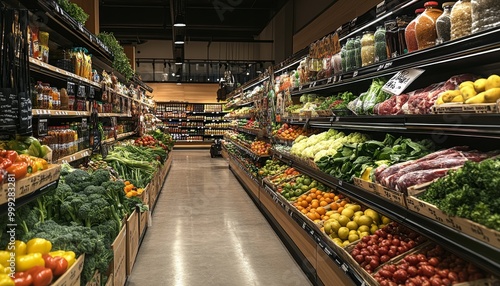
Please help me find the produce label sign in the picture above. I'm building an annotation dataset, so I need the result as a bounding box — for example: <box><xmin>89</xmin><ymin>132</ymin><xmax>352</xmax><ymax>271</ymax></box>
<box><xmin>382</xmin><ymin>68</ymin><xmax>425</xmax><ymax>95</ymax></box>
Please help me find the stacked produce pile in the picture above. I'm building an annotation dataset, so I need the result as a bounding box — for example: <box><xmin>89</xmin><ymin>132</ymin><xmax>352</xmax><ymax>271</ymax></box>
<box><xmin>250</xmin><ymin>141</ymin><xmax>271</xmax><ymax>156</ymax></box>
<box><xmin>277</xmin><ymin>174</ymin><xmax>323</xmax><ymax>201</ymax></box>
<box><xmin>0</xmin><ymin>164</ymin><xmax>147</xmax><ymax>285</ymax></box>
<box><xmin>348</xmin><ymin>78</ymin><xmax>392</xmax><ymax>115</ymax></box>
<box><xmin>273</xmin><ymin>123</ymin><xmax>309</xmax><ymax>141</ymax></box>
<box><xmin>349</xmin><ymin>222</ymin><xmax>427</xmax><ymax>273</ymax></box>
<box><xmin>0</xmin><ymin>137</ymin><xmax>52</xmax><ymax>181</ymax></box>
<box><xmin>374</xmin><ymin>147</ymin><xmax>495</xmax><ymax>192</ymax></box>
<box><xmin>420</xmin><ymin>158</ymin><xmax>500</xmax><ymax>231</ymax></box>
<box><xmin>373</xmin><ymin>244</ymin><xmax>491</xmax><ymax>285</ymax></box>
<box><xmin>436</xmin><ymin>74</ymin><xmax>500</xmax><ymax>105</ymax></box>
<box><xmin>257</xmin><ymin>160</ymin><xmax>288</xmax><ymax>179</ymax></box>
<box><xmin>316</xmin><ymin>91</ymin><xmax>355</xmax><ymax>115</ymax></box>
<box><xmin>313</xmin><ymin>133</ymin><xmax>433</xmax><ymax>182</ymax></box>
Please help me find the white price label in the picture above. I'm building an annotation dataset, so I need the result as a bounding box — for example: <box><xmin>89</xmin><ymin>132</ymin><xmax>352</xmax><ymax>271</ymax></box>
<box><xmin>382</xmin><ymin>68</ymin><xmax>424</xmax><ymax>95</ymax></box>
<box><xmin>353</xmin><ymin>70</ymin><xmax>359</xmax><ymax>77</ymax></box>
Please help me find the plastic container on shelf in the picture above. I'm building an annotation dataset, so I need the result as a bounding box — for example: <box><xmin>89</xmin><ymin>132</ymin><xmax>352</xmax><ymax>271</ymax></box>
<box><xmin>450</xmin><ymin>0</ymin><xmax>472</xmax><ymax>40</ymax></box>
<box><xmin>384</xmin><ymin>20</ymin><xmax>398</xmax><ymax>58</ymax></box>
<box><xmin>374</xmin><ymin>26</ymin><xmax>387</xmax><ymax>62</ymax></box>
<box><xmin>354</xmin><ymin>36</ymin><xmax>362</xmax><ymax>68</ymax></box>
<box><xmin>360</xmin><ymin>31</ymin><xmax>375</xmax><ymax>67</ymax></box>
<box><xmin>436</xmin><ymin>2</ymin><xmax>455</xmax><ymax>44</ymax></box>
<box><xmin>405</xmin><ymin>8</ymin><xmax>425</xmax><ymax>53</ymax></box>
<box><xmin>415</xmin><ymin>1</ymin><xmax>443</xmax><ymax>50</ymax></box>
<box><xmin>345</xmin><ymin>38</ymin><xmax>356</xmax><ymax>71</ymax></box>
<box><xmin>340</xmin><ymin>45</ymin><xmax>347</xmax><ymax>72</ymax></box>
<box><xmin>331</xmin><ymin>52</ymin><xmax>342</xmax><ymax>74</ymax></box>
<box><xmin>471</xmin><ymin>0</ymin><xmax>500</xmax><ymax>33</ymax></box>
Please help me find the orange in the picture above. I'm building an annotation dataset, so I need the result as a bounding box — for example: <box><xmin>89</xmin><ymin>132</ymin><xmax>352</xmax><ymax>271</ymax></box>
<box><xmin>337</xmin><ymin>207</ymin><xmax>344</xmax><ymax>213</ymax></box>
<box><xmin>306</xmin><ymin>196</ymin><xmax>313</xmax><ymax>203</ymax></box>
<box><xmin>323</xmin><ymin>215</ymin><xmax>330</xmax><ymax>220</ymax></box>
<box><xmin>310</xmin><ymin>193</ymin><xmax>317</xmax><ymax>199</ymax></box>
<box><xmin>316</xmin><ymin>207</ymin><xmax>326</xmax><ymax>216</ymax></box>
<box><xmin>301</xmin><ymin>200</ymin><xmax>308</xmax><ymax>208</ymax></box>
<box><xmin>316</xmin><ymin>190</ymin><xmax>322</xmax><ymax>195</ymax></box>
<box><xmin>320</xmin><ymin>201</ymin><xmax>328</xmax><ymax>207</ymax></box>
<box><xmin>325</xmin><ymin>198</ymin><xmax>332</xmax><ymax>204</ymax></box>
<box><xmin>307</xmin><ymin>213</ymin><xmax>316</xmax><ymax>220</ymax></box>
<box><xmin>311</xmin><ymin>201</ymin><xmax>319</xmax><ymax>209</ymax></box>
<box><xmin>330</xmin><ymin>203</ymin><xmax>339</xmax><ymax>210</ymax></box>
<box><xmin>301</xmin><ymin>209</ymin><xmax>308</xmax><ymax>214</ymax></box>
<box><xmin>329</xmin><ymin>193</ymin><xmax>336</xmax><ymax>199</ymax></box>
<box><xmin>310</xmin><ymin>188</ymin><xmax>317</xmax><ymax>192</ymax></box>
<box><xmin>314</xmin><ymin>212</ymin><xmax>321</xmax><ymax>220</ymax></box>
<box><xmin>340</xmin><ymin>200</ymin><xmax>348</xmax><ymax>207</ymax></box>
<box><xmin>317</xmin><ymin>195</ymin><xmax>323</xmax><ymax>200</ymax></box>
<box><xmin>334</xmin><ymin>195</ymin><xmax>340</xmax><ymax>201</ymax></box>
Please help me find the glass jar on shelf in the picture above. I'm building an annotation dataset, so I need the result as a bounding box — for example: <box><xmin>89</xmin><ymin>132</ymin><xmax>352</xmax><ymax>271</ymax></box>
<box><xmin>450</xmin><ymin>0</ymin><xmax>472</xmax><ymax>40</ymax></box>
<box><xmin>360</xmin><ymin>31</ymin><xmax>375</xmax><ymax>67</ymax></box>
<box><xmin>354</xmin><ymin>36</ymin><xmax>362</xmax><ymax>68</ymax></box>
<box><xmin>436</xmin><ymin>2</ymin><xmax>455</xmax><ymax>44</ymax></box>
<box><xmin>345</xmin><ymin>38</ymin><xmax>356</xmax><ymax>71</ymax></box>
<box><xmin>405</xmin><ymin>8</ymin><xmax>425</xmax><ymax>53</ymax></box>
<box><xmin>471</xmin><ymin>0</ymin><xmax>500</xmax><ymax>33</ymax></box>
<box><xmin>374</xmin><ymin>26</ymin><xmax>387</xmax><ymax>62</ymax></box>
<box><xmin>384</xmin><ymin>20</ymin><xmax>398</xmax><ymax>58</ymax></box>
<box><xmin>415</xmin><ymin>1</ymin><xmax>443</xmax><ymax>50</ymax></box>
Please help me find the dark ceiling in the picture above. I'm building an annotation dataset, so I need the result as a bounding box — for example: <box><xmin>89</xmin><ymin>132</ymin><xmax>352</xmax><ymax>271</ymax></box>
<box><xmin>99</xmin><ymin>0</ymin><xmax>289</xmax><ymax>44</ymax></box>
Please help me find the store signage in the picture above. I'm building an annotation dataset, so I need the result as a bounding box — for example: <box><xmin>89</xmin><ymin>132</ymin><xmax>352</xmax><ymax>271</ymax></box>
<box><xmin>382</xmin><ymin>68</ymin><xmax>425</xmax><ymax>95</ymax></box>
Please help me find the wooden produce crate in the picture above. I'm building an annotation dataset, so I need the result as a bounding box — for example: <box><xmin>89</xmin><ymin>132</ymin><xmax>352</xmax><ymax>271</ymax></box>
<box><xmin>139</xmin><ymin>206</ymin><xmax>149</xmax><ymax>239</ymax></box>
<box><xmin>126</xmin><ymin>210</ymin><xmax>140</xmax><ymax>275</ymax></box>
<box><xmin>353</xmin><ymin>178</ymin><xmax>407</xmax><ymax>208</ymax></box>
<box><xmin>431</xmin><ymin>102</ymin><xmax>499</xmax><ymax>114</ymax></box>
<box><xmin>0</xmin><ymin>164</ymin><xmax>61</xmax><ymax>205</ymax></box>
<box><xmin>52</xmin><ymin>254</ymin><xmax>85</xmax><ymax>286</ymax></box>
<box><xmin>406</xmin><ymin>196</ymin><xmax>500</xmax><ymax>249</ymax></box>
<box><xmin>112</xmin><ymin>225</ymin><xmax>127</xmax><ymax>286</ymax></box>
<box><xmin>84</xmin><ymin>270</ymin><xmax>100</xmax><ymax>286</ymax></box>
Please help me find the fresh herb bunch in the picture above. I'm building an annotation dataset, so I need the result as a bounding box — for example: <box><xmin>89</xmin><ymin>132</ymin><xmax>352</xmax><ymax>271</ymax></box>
<box><xmin>97</xmin><ymin>32</ymin><xmax>134</xmax><ymax>80</ymax></box>
<box><xmin>57</xmin><ymin>0</ymin><xmax>89</xmax><ymax>25</ymax></box>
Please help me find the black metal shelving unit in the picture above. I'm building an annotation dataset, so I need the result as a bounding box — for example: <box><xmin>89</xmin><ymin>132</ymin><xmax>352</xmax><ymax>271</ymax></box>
<box><xmin>271</xmin><ymin>149</ymin><xmax>500</xmax><ymax>276</ymax></box>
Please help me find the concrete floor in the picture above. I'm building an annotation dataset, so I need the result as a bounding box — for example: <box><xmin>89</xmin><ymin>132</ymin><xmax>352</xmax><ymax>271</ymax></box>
<box><xmin>127</xmin><ymin>150</ymin><xmax>312</xmax><ymax>286</ymax></box>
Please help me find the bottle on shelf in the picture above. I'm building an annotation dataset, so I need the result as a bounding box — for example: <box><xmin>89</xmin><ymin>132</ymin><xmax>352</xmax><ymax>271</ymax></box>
<box><xmin>415</xmin><ymin>1</ymin><xmax>443</xmax><ymax>50</ymax></box>
<box><xmin>374</xmin><ymin>25</ymin><xmax>388</xmax><ymax>62</ymax></box>
<box><xmin>405</xmin><ymin>8</ymin><xmax>425</xmax><ymax>53</ymax></box>
<box><xmin>450</xmin><ymin>0</ymin><xmax>472</xmax><ymax>40</ymax></box>
<box><xmin>361</xmin><ymin>31</ymin><xmax>375</xmax><ymax>67</ymax></box>
<box><xmin>436</xmin><ymin>2</ymin><xmax>455</xmax><ymax>44</ymax></box>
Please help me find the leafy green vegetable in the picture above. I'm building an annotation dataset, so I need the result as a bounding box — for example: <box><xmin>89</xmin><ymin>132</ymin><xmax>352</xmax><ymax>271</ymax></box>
<box><xmin>421</xmin><ymin>158</ymin><xmax>500</xmax><ymax>231</ymax></box>
<box><xmin>97</xmin><ymin>32</ymin><xmax>134</xmax><ymax>80</ymax></box>
<box><xmin>56</xmin><ymin>0</ymin><xmax>89</xmax><ymax>25</ymax></box>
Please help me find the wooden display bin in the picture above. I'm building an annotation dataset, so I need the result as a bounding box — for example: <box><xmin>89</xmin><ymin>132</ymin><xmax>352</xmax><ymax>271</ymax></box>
<box><xmin>51</xmin><ymin>254</ymin><xmax>85</xmax><ymax>286</ymax></box>
<box><xmin>126</xmin><ymin>210</ymin><xmax>140</xmax><ymax>275</ymax></box>
<box><xmin>84</xmin><ymin>270</ymin><xmax>100</xmax><ymax>286</ymax></box>
<box><xmin>112</xmin><ymin>225</ymin><xmax>127</xmax><ymax>286</ymax></box>
<box><xmin>139</xmin><ymin>207</ymin><xmax>149</xmax><ymax>239</ymax></box>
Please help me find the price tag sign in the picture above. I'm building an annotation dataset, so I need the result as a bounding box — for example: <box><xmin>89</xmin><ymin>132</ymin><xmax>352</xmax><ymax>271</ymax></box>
<box><xmin>37</xmin><ymin>119</ymin><xmax>48</xmax><ymax>136</ymax></box>
<box><xmin>353</xmin><ymin>70</ymin><xmax>359</xmax><ymax>77</ymax></box>
<box><xmin>382</xmin><ymin>68</ymin><xmax>425</xmax><ymax>95</ymax></box>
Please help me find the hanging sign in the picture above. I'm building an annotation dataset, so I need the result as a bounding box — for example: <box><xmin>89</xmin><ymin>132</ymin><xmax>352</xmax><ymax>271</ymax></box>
<box><xmin>382</xmin><ymin>68</ymin><xmax>425</xmax><ymax>95</ymax></box>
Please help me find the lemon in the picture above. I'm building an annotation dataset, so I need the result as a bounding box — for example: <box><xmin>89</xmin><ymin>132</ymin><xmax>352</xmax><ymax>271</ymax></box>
<box><xmin>347</xmin><ymin>204</ymin><xmax>361</xmax><ymax>211</ymax></box>
<box><xmin>358</xmin><ymin>225</ymin><xmax>370</xmax><ymax>233</ymax></box>
<box><xmin>330</xmin><ymin>213</ymin><xmax>341</xmax><ymax>220</ymax></box>
<box><xmin>358</xmin><ymin>215</ymin><xmax>374</xmax><ymax>226</ymax></box>
<box><xmin>346</xmin><ymin>221</ymin><xmax>358</xmax><ymax>231</ymax></box>
<box><xmin>329</xmin><ymin>232</ymin><xmax>339</xmax><ymax>239</ymax></box>
<box><xmin>338</xmin><ymin>227</ymin><xmax>350</xmax><ymax>240</ymax></box>
<box><xmin>332</xmin><ymin>238</ymin><xmax>343</xmax><ymax>246</ymax></box>
<box><xmin>325</xmin><ymin>211</ymin><xmax>335</xmax><ymax>217</ymax></box>
<box><xmin>341</xmin><ymin>208</ymin><xmax>354</xmax><ymax>219</ymax></box>
<box><xmin>354</xmin><ymin>211</ymin><xmax>364</xmax><ymax>216</ymax></box>
<box><xmin>364</xmin><ymin>209</ymin><xmax>381</xmax><ymax>224</ymax></box>
<box><xmin>337</xmin><ymin>215</ymin><xmax>350</xmax><ymax>226</ymax></box>
<box><xmin>342</xmin><ymin>240</ymin><xmax>351</xmax><ymax>247</ymax></box>
<box><xmin>359</xmin><ymin>231</ymin><xmax>370</xmax><ymax>238</ymax></box>
<box><xmin>370</xmin><ymin>224</ymin><xmax>379</xmax><ymax>235</ymax></box>
<box><xmin>329</xmin><ymin>220</ymin><xmax>341</xmax><ymax>234</ymax></box>
<box><xmin>349</xmin><ymin>230</ymin><xmax>358</xmax><ymax>235</ymax></box>
<box><xmin>348</xmin><ymin>234</ymin><xmax>360</xmax><ymax>243</ymax></box>
<box><xmin>381</xmin><ymin>215</ymin><xmax>391</xmax><ymax>225</ymax></box>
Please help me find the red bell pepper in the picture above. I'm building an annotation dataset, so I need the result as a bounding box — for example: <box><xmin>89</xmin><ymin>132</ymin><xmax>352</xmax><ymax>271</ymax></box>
<box><xmin>6</xmin><ymin>162</ymin><xmax>28</xmax><ymax>180</ymax></box>
<box><xmin>27</xmin><ymin>265</ymin><xmax>53</xmax><ymax>286</ymax></box>
<box><xmin>4</xmin><ymin>151</ymin><xmax>18</xmax><ymax>163</ymax></box>
<box><xmin>0</xmin><ymin>158</ymin><xmax>12</xmax><ymax>170</ymax></box>
<box><xmin>42</xmin><ymin>254</ymin><xmax>68</xmax><ymax>277</ymax></box>
<box><xmin>13</xmin><ymin>271</ymin><xmax>33</xmax><ymax>286</ymax></box>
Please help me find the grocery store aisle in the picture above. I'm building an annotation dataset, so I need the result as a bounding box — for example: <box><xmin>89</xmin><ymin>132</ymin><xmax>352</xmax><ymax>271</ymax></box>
<box><xmin>127</xmin><ymin>150</ymin><xmax>312</xmax><ymax>286</ymax></box>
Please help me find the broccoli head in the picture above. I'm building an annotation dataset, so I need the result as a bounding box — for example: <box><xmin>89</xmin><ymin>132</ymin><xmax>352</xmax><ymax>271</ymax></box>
<box><xmin>90</xmin><ymin>168</ymin><xmax>111</xmax><ymax>187</ymax></box>
<box><xmin>64</xmin><ymin>169</ymin><xmax>92</xmax><ymax>192</ymax></box>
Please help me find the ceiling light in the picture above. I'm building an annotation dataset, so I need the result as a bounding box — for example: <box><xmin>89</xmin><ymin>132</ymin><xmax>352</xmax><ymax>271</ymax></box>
<box><xmin>246</xmin><ymin>71</ymin><xmax>250</xmax><ymax>76</ymax></box>
<box><xmin>175</xmin><ymin>57</ymin><xmax>183</xmax><ymax>65</ymax></box>
<box><xmin>174</xmin><ymin>35</ymin><xmax>184</xmax><ymax>45</ymax></box>
<box><xmin>171</xmin><ymin>72</ymin><xmax>175</xmax><ymax>76</ymax></box>
<box><xmin>174</xmin><ymin>14</ymin><xmax>186</xmax><ymax>27</ymax></box>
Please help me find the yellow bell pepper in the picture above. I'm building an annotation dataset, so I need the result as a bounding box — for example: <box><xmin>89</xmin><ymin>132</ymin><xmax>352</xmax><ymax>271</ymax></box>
<box><xmin>0</xmin><ymin>264</ymin><xmax>11</xmax><ymax>275</ymax></box>
<box><xmin>49</xmin><ymin>250</ymin><xmax>76</xmax><ymax>268</ymax></box>
<box><xmin>26</xmin><ymin>238</ymin><xmax>52</xmax><ymax>254</ymax></box>
<box><xmin>15</xmin><ymin>253</ymin><xmax>45</xmax><ymax>272</ymax></box>
<box><xmin>0</xmin><ymin>251</ymin><xmax>10</xmax><ymax>268</ymax></box>
<box><xmin>5</xmin><ymin>240</ymin><xmax>27</xmax><ymax>256</ymax></box>
<box><xmin>0</xmin><ymin>274</ymin><xmax>14</xmax><ymax>286</ymax></box>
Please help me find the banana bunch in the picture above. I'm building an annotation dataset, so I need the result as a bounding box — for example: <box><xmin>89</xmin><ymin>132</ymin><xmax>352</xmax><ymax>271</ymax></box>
<box><xmin>437</xmin><ymin>74</ymin><xmax>500</xmax><ymax>105</ymax></box>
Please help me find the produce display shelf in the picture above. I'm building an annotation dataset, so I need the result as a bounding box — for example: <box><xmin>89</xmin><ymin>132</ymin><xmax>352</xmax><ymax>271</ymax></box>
<box><xmin>29</xmin><ymin>57</ymin><xmax>102</xmax><ymax>89</ymax></box>
<box><xmin>102</xmin><ymin>132</ymin><xmax>136</xmax><ymax>143</ymax></box>
<box><xmin>237</xmin><ymin>127</ymin><xmax>267</xmax><ymax>137</ymax></box>
<box><xmin>19</xmin><ymin>0</ymin><xmax>113</xmax><ymax>66</ymax></box>
<box><xmin>203</xmin><ymin>134</ymin><xmax>224</xmax><ymax>137</ymax></box>
<box><xmin>225</xmin><ymin>138</ymin><xmax>270</xmax><ymax>160</ymax></box>
<box><xmin>271</xmin><ymin>149</ymin><xmax>500</xmax><ymax>276</ymax></box>
<box><xmin>283</xmin><ymin>114</ymin><xmax>500</xmax><ymax>140</ymax></box>
<box><xmin>0</xmin><ymin>164</ymin><xmax>61</xmax><ymax>215</ymax></box>
<box><xmin>260</xmin><ymin>184</ymin><xmax>366</xmax><ymax>286</ymax></box>
<box><xmin>291</xmin><ymin>26</ymin><xmax>500</xmax><ymax>97</ymax></box>
<box><xmin>226</xmin><ymin>76</ymin><xmax>270</xmax><ymax>101</ymax></box>
<box><xmin>185</xmin><ymin>111</ymin><xmax>227</xmax><ymax>115</ymax></box>
<box><xmin>225</xmin><ymin>114</ymin><xmax>255</xmax><ymax>119</ymax></box>
<box><xmin>98</xmin><ymin>113</ymin><xmax>133</xmax><ymax>118</ymax></box>
<box><xmin>32</xmin><ymin>109</ymin><xmax>90</xmax><ymax>117</ymax></box>
<box><xmin>56</xmin><ymin>148</ymin><xmax>91</xmax><ymax>164</ymax></box>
